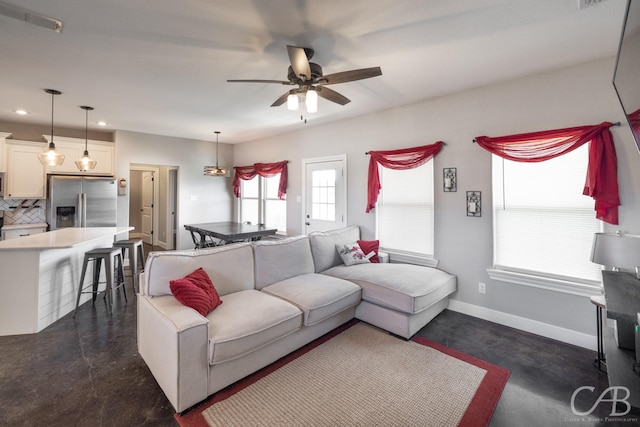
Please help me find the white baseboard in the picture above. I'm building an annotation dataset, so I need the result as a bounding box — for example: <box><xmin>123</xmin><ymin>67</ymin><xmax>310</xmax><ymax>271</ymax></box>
<box><xmin>447</xmin><ymin>299</ymin><xmax>597</xmax><ymax>351</ymax></box>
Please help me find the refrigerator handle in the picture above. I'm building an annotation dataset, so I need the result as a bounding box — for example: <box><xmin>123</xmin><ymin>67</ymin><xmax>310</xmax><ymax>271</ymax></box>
<box><xmin>77</xmin><ymin>193</ymin><xmax>82</xmax><ymax>227</ymax></box>
<box><xmin>81</xmin><ymin>193</ymin><xmax>87</xmax><ymax>228</ymax></box>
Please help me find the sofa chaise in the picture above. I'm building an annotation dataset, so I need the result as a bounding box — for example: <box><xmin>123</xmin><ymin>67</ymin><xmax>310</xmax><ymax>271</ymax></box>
<box><xmin>137</xmin><ymin>226</ymin><xmax>456</xmax><ymax>412</ymax></box>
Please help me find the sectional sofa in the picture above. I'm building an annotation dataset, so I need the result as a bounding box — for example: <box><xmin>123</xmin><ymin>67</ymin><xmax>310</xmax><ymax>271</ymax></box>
<box><xmin>137</xmin><ymin>226</ymin><xmax>456</xmax><ymax>413</ymax></box>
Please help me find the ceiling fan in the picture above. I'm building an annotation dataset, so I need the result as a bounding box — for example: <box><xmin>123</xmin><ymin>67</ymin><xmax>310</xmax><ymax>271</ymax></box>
<box><xmin>227</xmin><ymin>45</ymin><xmax>382</xmax><ymax>116</ymax></box>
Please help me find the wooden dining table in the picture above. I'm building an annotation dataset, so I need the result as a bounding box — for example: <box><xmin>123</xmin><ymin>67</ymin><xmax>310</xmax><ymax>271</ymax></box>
<box><xmin>184</xmin><ymin>221</ymin><xmax>278</xmax><ymax>247</ymax></box>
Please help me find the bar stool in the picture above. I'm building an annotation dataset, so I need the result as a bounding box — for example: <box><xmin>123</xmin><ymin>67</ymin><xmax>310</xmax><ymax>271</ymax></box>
<box><xmin>113</xmin><ymin>239</ymin><xmax>145</xmax><ymax>293</ymax></box>
<box><xmin>590</xmin><ymin>294</ymin><xmax>607</xmax><ymax>373</ymax></box>
<box><xmin>73</xmin><ymin>247</ymin><xmax>126</xmax><ymax>317</ymax></box>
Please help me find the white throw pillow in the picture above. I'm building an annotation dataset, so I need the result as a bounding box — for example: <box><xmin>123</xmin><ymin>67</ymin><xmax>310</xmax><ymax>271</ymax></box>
<box><xmin>336</xmin><ymin>242</ymin><xmax>371</xmax><ymax>266</ymax></box>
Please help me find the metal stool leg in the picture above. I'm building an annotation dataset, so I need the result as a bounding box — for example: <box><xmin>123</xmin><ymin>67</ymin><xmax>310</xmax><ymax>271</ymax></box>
<box><xmin>104</xmin><ymin>255</ymin><xmax>113</xmax><ymax>314</ymax></box>
<box><xmin>74</xmin><ymin>256</ymin><xmax>91</xmax><ymax>318</ymax></box>
<box><xmin>116</xmin><ymin>252</ymin><xmax>127</xmax><ymax>302</ymax></box>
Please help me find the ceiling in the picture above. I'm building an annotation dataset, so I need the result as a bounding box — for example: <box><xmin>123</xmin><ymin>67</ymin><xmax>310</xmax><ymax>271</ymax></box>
<box><xmin>0</xmin><ymin>0</ymin><xmax>628</xmax><ymax>144</ymax></box>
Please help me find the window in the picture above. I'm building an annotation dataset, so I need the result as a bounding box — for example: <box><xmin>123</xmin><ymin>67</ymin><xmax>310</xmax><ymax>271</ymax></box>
<box><xmin>239</xmin><ymin>174</ymin><xmax>286</xmax><ymax>232</ymax></box>
<box><xmin>492</xmin><ymin>144</ymin><xmax>602</xmax><ymax>285</ymax></box>
<box><xmin>376</xmin><ymin>161</ymin><xmax>434</xmax><ymax>262</ymax></box>
<box><xmin>311</xmin><ymin>169</ymin><xmax>336</xmax><ymax>221</ymax></box>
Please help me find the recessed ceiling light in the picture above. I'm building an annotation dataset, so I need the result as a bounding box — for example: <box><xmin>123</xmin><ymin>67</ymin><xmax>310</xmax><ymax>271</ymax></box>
<box><xmin>13</xmin><ymin>109</ymin><xmax>29</xmax><ymax>115</ymax></box>
<box><xmin>96</xmin><ymin>121</ymin><xmax>108</xmax><ymax>126</ymax></box>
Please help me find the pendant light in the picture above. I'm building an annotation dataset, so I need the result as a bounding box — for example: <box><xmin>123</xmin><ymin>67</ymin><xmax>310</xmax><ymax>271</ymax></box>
<box><xmin>38</xmin><ymin>89</ymin><xmax>65</xmax><ymax>166</ymax></box>
<box><xmin>75</xmin><ymin>106</ymin><xmax>97</xmax><ymax>171</ymax></box>
<box><xmin>204</xmin><ymin>131</ymin><xmax>229</xmax><ymax>177</ymax></box>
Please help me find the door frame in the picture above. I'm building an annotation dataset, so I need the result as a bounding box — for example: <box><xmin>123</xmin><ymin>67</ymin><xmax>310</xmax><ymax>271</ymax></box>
<box><xmin>301</xmin><ymin>154</ymin><xmax>347</xmax><ymax>234</ymax></box>
<box><xmin>130</xmin><ymin>164</ymin><xmax>160</xmax><ymax>247</ymax></box>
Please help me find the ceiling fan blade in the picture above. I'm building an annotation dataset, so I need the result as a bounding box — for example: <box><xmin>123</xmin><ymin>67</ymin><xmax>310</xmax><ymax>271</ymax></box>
<box><xmin>287</xmin><ymin>45</ymin><xmax>312</xmax><ymax>81</ymax></box>
<box><xmin>227</xmin><ymin>79</ymin><xmax>292</xmax><ymax>85</ymax></box>
<box><xmin>271</xmin><ymin>91</ymin><xmax>290</xmax><ymax>107</ymax></box>
<box><xmin>318</xmin><ymin>67</ymin><xmax>382</xmax><ymax>85</ymax></box>
<box><xmin>315</xmin><ymin>86</ymin><xmax>351</xmax><ymax>105</ymax></box>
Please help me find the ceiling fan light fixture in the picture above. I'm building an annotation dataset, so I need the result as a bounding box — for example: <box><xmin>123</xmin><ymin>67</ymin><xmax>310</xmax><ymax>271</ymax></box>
<box><xmin>204</xmin><ymin>131</ymin><xmax>229</xmax><ymax>177</ymax></box>
<box><xmin>38</xmin><ymin>89</ymin><xmax>65</xmax><ymax>166</ymax></box>
<box><xmin>306</xmin><ymin>89</ymin><xmax>318</xmax><ymax>113</ymax></box>
<box><xmin>287</xmin><ymin>92</ymin><xmax>299</xmax><ymax>110</ymax></box>
<box><xmin>75</xmin><ymin>106</ymin><xmax>97</xmax><ymax>172</ymax></box>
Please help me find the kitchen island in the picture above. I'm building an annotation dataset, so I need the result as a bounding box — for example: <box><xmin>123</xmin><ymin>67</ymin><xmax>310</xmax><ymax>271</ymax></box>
<box><xmin>0</xmin><ymin>227</ymin><xmax>133</xmax><ymax>336</ymax></box>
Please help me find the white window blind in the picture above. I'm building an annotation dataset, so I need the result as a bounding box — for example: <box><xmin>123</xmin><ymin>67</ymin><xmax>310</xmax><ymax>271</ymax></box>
<box><xmin>264</xmin><ymin>174</ymin><xmax>286</xmax><ymax>232</ymax></box>
<box><xmin>376</xmin><ymin>161</ymin><xmax>434</xmax><ymax>257</ymax></box>
<box><xmin>239</xmin><ymin>174</ymin><xmax>286</xmax><ymax>233</ymax></box>
<box><xmin>240</xmin><ymin>178</ymin><xmax>259</xmax><ymax>226</ymax></box>
<box><xmin>492</xmin><ymin>144</ymin><xmax>602</xmax><ymax>282</ymax></box>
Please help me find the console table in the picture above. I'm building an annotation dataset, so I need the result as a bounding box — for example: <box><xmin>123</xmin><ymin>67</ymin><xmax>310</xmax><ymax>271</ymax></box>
<box><xmin>602</xmin><ymin>270</ymin><xmax>640</xmax><ymax>408</ymax></box>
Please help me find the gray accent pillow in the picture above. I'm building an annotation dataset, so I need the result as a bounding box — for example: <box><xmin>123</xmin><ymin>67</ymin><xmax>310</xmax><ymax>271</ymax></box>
<box><xmin>336</xmin><ymin>242</ymin><xmax>370</xmax><ymax>266</ymax></box>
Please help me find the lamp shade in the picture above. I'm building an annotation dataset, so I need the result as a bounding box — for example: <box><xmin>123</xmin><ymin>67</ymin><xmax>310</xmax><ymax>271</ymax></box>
<box><xmin>287</xmin><ymin>93</ymin><xmax>299</xmax><ymax>110</ymax></box>
<box><xmin>306</xmin><ymin>89</ymin><xmax>318</xmax><ymax>113</ymax></box>
<box><xmin>590</xmin><ymin>232</ymin><xmax>640</xmax><ymax>269</ymax></box>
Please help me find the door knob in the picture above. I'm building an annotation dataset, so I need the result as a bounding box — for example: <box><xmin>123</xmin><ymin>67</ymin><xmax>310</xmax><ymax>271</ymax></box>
<box><xmin>305</xmin><ymin>222</ymin><xmax>310</xmax><ymax>226</ymax></box>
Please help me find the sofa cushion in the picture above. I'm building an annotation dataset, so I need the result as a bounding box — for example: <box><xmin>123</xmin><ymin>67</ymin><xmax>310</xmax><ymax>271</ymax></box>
<box><xmin>207</xmin><ymin>290</ymin><xmax>302</xmax><ymax>365</ymax></box>
<box><xmin>308</xmin><ymin>226</ymin><xmax>361</xmax><ymax>273</ymax></box>
<box><xmin>261</xmin><ymin>273</ymin><xmax>361</xmax><ymax>326</ymax></box>
<box><xmin>253</xmin><ymin>236</ymin><xmax>315</xmax><ymax>289</ymax></box>
<box><xmin>142</xmin><ymin>243</ymin><xmax>255</xmax><ymax>297</ymax></box>
<box><xmin>323</xmin><ymin>263</ymin><xmax>456</xmax><ymax>314</ymax></box>
<box><xmin>169</xmin><ymin>267</ymin><xmax>222</xmax><ymax>316</ymax></box>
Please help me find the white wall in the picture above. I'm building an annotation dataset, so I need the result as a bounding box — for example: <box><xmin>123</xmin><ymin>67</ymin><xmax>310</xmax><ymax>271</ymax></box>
<box><xmin>115</xmin><ymin>130</ymin><xmax>234</xmax><ymax>249</ymax></box>
<box><xmin>234</xmin><ymin>57</ymin><xmax>640</xmax><ymax>343</ymax></box>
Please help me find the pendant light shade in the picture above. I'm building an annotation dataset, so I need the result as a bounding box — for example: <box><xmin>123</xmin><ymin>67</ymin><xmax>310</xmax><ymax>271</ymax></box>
<box><xmin>204</xmin><ymin>131</ymin><xmax>229</xmax><ymax>177</ymax></box>
<box><xmin>287</xmin><ymin>91</ymin><xmax>299</xmax><ymax>110</ymax></box>
<box><xmin>305</xmin><ymin>89</ymin><xmax>318</xmax><ymax>113</ymax></box>
<box><xmin>75</xmin><ymin>106</ymin><xmax>97</xmax><ymax>171</ymax></box>
<box><xmin>38</xmin><ymin>89</ymin><xmax>65</xmax><ymax>166</ymax></box>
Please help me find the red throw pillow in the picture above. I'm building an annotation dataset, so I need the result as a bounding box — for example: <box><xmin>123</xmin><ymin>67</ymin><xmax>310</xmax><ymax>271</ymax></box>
<box><xmin>357</xmin><ymin>240</ymin><xmax>380</xmax><ymax>263</ymax></box>
<box><xmin>169</xmin><ymin>267</ymin><xmax>222</xmax><ymax>316</ymax></box>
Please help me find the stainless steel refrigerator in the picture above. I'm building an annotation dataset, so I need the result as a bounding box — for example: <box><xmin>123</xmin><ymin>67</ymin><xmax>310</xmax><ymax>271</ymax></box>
<box><xmin>47</xmin><ymin>175</ymin><xmax>117</xmax><ymax>230</ymax></box>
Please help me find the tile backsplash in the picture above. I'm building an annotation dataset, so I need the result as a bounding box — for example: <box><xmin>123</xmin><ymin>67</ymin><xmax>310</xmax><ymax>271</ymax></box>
<box><xmin>0</xmin><ymin>199</ymin><xmax>46</xmax><ymax>225</ymax></box>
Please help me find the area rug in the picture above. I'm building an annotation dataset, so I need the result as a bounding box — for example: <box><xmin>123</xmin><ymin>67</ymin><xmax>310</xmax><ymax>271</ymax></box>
<box><xmin>176</xmin><ymin>321</ymin><xmax>510</xmax><ymax>427</ymax></box>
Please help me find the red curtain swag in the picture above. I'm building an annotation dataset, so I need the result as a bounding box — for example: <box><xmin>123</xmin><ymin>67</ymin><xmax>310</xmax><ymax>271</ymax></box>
<box><xmin>366</xmin><ymin>141</ymin><xmax>444</xmax><ymax>213</ymax></box>
<box><xmin>233</xmin><ymin>161</ymin><xmax>288</xmax><ymax>200</ymax></box>
<box><xmin>475</xmin><ymin>122</ymin><xmax>619</xmax><ymax>224</ymax></box>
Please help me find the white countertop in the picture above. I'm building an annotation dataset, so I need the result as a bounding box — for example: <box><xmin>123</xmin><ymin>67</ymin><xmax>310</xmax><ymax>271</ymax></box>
<box><xmin>2</xmin><ymin>222</ymin><xmax>48</xmax><ymax>230</ymax></box>
<box><xmin>0</xmin><ymin>227</ymin><xmax>134</xmax><ymax>250</ymax></box>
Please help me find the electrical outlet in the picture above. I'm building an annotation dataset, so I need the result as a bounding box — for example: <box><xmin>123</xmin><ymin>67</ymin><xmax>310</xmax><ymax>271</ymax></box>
<box><xmin>478</xmin><ymin>282</ymin><xmax>486</xmax><ymax>294</ymax></box>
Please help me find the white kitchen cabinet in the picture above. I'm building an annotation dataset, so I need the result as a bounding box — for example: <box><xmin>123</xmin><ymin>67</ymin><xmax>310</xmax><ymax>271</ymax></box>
<box><xmin>2</xmin><ymin>223</ymin><xmax>48</xmax><ymax>240</ymax></box>
<box><xmin>0</xmin><ymin>132</ymin><xmax>11</xmax><ymax>172</ymax></box>
<box><xmin>86</xmin><ymin>140</ymin><xmax>115</xmax><ymax>175</ymax></box>
<box><xmin>44</xmin><ymin>138</ymin><xmax>83</xmax><ymax>174</ymax></box>
<box><xmin>45</xmin><ymin>136</ymin><xmax>114</xmax><ymax>176</ymax></box>
<box><xmin>5</xmin><ymin>140</ymin><xmax>46</xmax><ymax>199</ymax></box>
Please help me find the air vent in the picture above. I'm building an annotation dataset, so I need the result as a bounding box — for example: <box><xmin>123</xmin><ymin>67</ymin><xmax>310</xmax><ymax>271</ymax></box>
<box><xmin>579</xmin><ymin>0</ymin><xmax>607</xmax><ymax>9</ymax></box>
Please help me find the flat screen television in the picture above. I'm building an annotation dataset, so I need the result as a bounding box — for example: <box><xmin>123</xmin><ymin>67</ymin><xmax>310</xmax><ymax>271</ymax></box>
<box><xmin>613</xmin><ymin>0</ymin><xmax>640</xmax><ymax>155</ymax></box>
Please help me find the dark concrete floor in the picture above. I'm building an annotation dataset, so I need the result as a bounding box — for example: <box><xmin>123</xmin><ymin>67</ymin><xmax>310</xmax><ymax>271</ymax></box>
<box><xmin>418</xmin><ymin>311</ymin><xmax>640</xmax><ymax>426</ymax></box>
<box><xmin>1</xmin><ymin>287</ymin><xmax>639</xmax><ymax>426</ymax></box>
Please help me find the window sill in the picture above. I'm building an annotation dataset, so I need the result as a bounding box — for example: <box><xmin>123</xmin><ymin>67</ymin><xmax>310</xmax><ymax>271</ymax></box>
<box><xmin>487</xmin><ymin>268</ymin><xmax>602</xmax><ymax>297</ymax></box>
<box><xmin>381</xmin><ymin>249</ymin><xmax>438</xmax><ymax>268</ymax></box>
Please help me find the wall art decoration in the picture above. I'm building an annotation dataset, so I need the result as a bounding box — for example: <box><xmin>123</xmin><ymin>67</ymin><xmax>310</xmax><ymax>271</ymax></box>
<box><xmin>467</xmin><ymin>191</ymin><xmax>481</xmax><ymax>217</ymax></box>
<box><xmin>443</xmin><ymin>167</ymin><xmax>457</xmax><ymax>192</ymax></box>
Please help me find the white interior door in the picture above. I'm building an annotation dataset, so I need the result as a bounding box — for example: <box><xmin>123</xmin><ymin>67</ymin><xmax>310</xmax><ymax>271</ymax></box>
<box><xmin>304</xmin><ymin>156</ymin><xmax>346</xmax><ymax>234</ymax></box>
<box><xmin>141</xmin><ymin>171</ymin><xmax>154</xmax><ymax>244</ymax></box>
